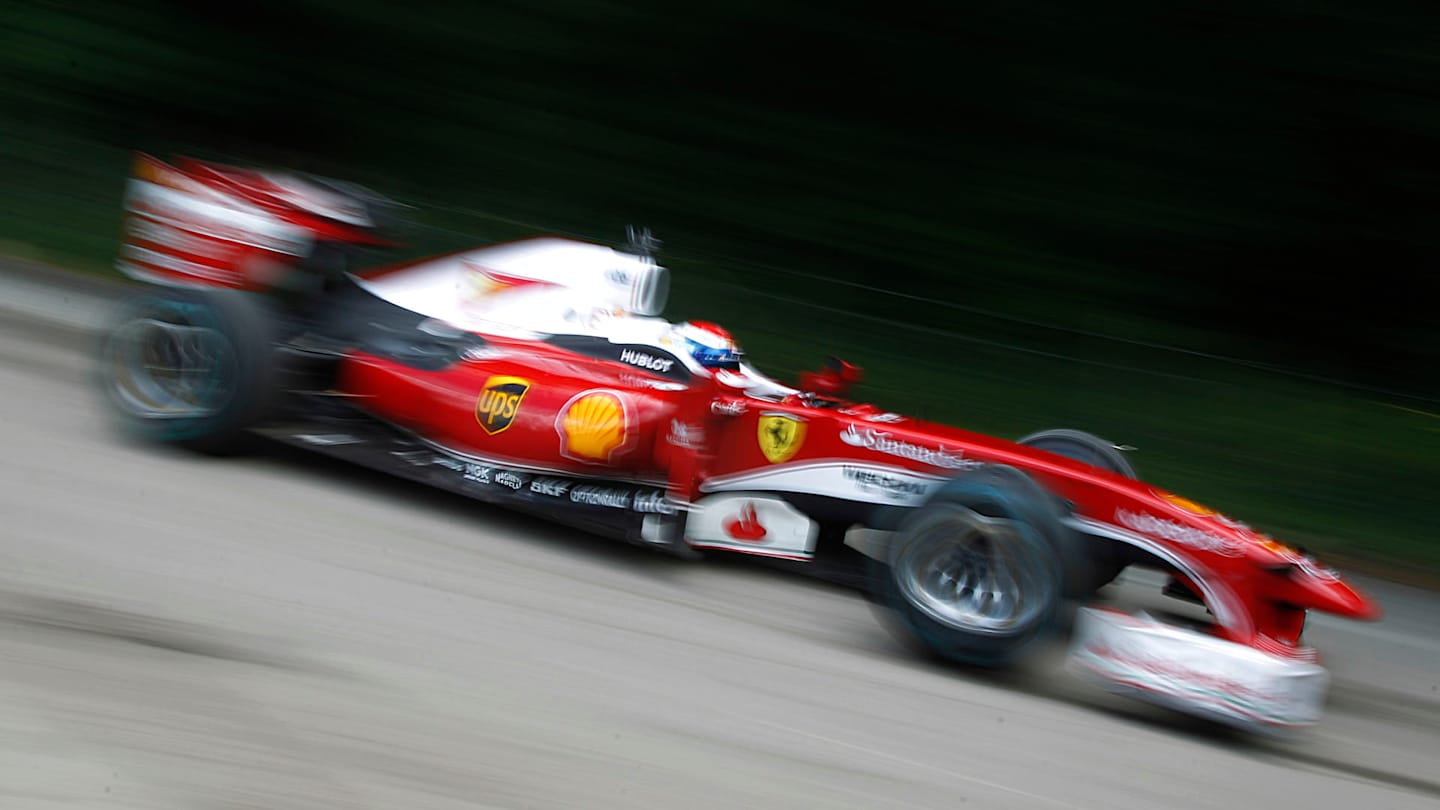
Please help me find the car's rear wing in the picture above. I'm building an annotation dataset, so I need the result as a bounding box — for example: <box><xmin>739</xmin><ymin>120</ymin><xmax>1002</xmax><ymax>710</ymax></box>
<box><xmin>118</xmin><ymin>153</ymin><xmax>401</xmax><ymax>292</ymax></box>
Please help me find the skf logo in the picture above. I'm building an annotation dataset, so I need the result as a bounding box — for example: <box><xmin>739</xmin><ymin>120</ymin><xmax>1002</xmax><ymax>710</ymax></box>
<box><xmin>557</xmin><ymin>389</ymin><xmax>632</xmax><ymax>463</ymax></box>
<box><xmin>475</xmin><ymin>376</ymin><xmax>530</xmax><ymax>435</ymax></box>
<box><xmin>757</xmin><ymin>413</ymin><xmax>806</xmax><ymax>464</ymax></box>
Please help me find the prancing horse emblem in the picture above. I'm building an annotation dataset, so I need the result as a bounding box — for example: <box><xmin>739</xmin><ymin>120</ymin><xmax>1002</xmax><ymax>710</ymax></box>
<box><xmin>757</xmin><ymin>413</ymin><xmax>806</xmax><ymax>464</ymax></box>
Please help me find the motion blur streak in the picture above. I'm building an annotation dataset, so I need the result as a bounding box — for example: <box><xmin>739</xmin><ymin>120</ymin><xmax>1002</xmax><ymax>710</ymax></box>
<box><xmin>4</xmin><ymin>3</ymin><xmax>1439</xmax><ymax>573</ymax></box>
<box><xmin>1</xmin><ymin>267</ymin><xmax>1438</xmax><ymax>807</ymax></box>
<box><xmin>2</xmin><ymin>0</ymin><xmax>1439</xmax><ymax>806</ymax></box>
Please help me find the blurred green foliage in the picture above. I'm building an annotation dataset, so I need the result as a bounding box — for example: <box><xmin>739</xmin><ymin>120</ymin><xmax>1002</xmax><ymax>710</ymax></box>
<box><xmin>2</xmin><ymin>0</ymin><xmax>1437</xmax><ymax>570</ymax></box>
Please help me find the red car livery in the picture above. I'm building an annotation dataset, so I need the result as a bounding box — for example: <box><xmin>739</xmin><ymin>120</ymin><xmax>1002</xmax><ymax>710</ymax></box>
<box><xmin>99</xmin><ymin>154</ymin><xmax>1380</xmax><ymax>732</ymax></box>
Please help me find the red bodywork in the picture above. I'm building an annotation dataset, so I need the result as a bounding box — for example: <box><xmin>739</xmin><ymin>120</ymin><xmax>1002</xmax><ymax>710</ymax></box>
<box><xmin>120</xmin><ymin>153</ymin><xmax>390</xmax><ymax>291</ymax></box>
<box><xmin>118</xmin><ymin>153</ymin><xmax>1379</xmax><ymax>682</ymax></box>
<box><xmin>340</xmin><ymin>339</ymin><xmax>1380</xmax><ymax>654</ymax></box>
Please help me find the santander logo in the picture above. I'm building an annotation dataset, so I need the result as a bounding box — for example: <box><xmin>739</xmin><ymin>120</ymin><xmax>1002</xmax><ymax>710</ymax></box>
<box><xmin>838</xmin><ymin>425</ymin><xmax>980</xmax><ymax>470</ymax></box>
<box><xmin>724</xmin><ymin>503</ymin><xmax>768</xmax><ymax>542</ymax></box>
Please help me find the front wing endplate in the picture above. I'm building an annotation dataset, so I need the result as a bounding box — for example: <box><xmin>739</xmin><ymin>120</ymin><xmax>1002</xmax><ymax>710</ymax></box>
<box><xmin>1066</xmin><ymin>607</ymin><xmax>1329</xmax><ymax>732</ymax></box>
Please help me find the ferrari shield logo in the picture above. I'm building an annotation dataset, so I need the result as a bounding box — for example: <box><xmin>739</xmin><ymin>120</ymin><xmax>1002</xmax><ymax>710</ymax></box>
<box><xmin>475</xmin><ymin>376</ymin><xmax>530</xmax><ymax>435</ymax></box>
<box><xmin>757</xmin><ymin>414</ymin><xmax>806</xmax><ymax>464</ymax></box>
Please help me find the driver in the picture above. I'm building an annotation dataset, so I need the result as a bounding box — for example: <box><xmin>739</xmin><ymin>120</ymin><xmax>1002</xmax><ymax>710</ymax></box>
<box><xmin>662</xmin><ymin>319</ymin><xmax>795</xmax><ymax>512</ymax></box>
<box><xmin>674</xmin><ymin>320</ymin><xmax>743</xmax><ymax>371</ymax></box>
<box><xmin>670</xmin><ymin>320</ymin><xmax>797</xmax><ymax>402</ymax></box>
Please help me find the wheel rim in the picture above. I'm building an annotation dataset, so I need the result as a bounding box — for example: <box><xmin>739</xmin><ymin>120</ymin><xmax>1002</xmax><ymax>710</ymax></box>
<box><xmin>107</xmin><ymin>313</ymin><xmax>236</xmax><ymax>420</ymax></box>
<box><xmin>894</xmin><ymin>508</ymin><xmax>1050</xmax><ymax>635</ymax></box>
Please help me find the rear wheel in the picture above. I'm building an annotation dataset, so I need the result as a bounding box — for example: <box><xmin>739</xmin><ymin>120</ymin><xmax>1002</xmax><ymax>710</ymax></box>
<box><xmin>874</xmin><ymin>466</ymin><xmax>1066</xmax><ymax>665</ymax></box>
<box><xmin>99</xmin><ymin>288</ymin><xmax>278</xmax><ymax>454</ymax></box>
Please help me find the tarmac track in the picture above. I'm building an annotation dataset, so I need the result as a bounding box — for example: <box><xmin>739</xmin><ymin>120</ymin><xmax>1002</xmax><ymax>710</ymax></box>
<box><xmin>0</xmin><ymin>266</ymin><xmax>1436</xmax><ymax>809</ymax></box>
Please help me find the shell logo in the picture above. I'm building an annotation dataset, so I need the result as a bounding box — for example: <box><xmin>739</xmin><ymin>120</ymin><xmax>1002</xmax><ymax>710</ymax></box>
<box><xmin>556</xmin><ymin>389</ymin><xmax>632</xmax><ymax>463</ymax></box>
<box><xmin>1158</xmin><ymin>491</ymin><xmax>1217</xmax><ymax>516</ymax></box>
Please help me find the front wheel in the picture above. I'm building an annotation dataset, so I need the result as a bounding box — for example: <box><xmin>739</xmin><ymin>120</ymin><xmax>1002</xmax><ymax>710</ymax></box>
<box><xmin>1017</xmin><ymin>428</ymin><xmax>1136</xmax><ymax>592</ymax></box>
<box><xmin>98</xmin><ymin>288</ymin><xmax>278</xmax><ymax>454</ymax></box>
<box><xmin>873</xmin><ymin>466</ymin><xmax>1066</xmax><ymax>666</ymax></box>
<box><xmin>1016</xmin><ymin>428</ymin><xmax>1136</xmax><ymax>479</ymax></box>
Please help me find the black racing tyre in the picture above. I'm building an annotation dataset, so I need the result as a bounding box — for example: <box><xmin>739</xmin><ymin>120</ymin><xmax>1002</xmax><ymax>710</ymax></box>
<box><xmin>872</xmin><ymin>466</ymin><xmax>1067</xmax><ymax>666</ymax></box>
<box><xmin>98</xmin><ymin>287</ymin><xmax>278</xmax><ymax>454</ymax></box>
<box><xmin>1018</xmin><ymin>428</ymin><xmax>1135</xmax><ymax>593</ymax></box>
<box><xmin>1017</xmin><ymin>428</ymin><xmax>1137</xmax><ymax>479</ymax></box>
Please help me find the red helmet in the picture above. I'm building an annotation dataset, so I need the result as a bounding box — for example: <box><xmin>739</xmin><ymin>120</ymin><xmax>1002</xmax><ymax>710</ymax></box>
<box><xmin>675</xmin><ymin>321</ymin><xmax>743</xmax><ymax>370</ymax></box>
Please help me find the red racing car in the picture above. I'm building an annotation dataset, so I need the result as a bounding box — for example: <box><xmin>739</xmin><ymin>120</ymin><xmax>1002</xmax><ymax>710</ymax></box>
<box><xmin>99</xmin><ymin>154</ymin><xmax>1381</xmax><ymax>732</ymax></box>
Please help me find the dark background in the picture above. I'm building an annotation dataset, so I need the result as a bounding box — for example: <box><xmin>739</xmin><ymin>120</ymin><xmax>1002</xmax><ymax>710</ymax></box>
<box><xmin>3</xmin><ymin>0</ymin><xmax>1438</xmax><ymax>567</ymax></box>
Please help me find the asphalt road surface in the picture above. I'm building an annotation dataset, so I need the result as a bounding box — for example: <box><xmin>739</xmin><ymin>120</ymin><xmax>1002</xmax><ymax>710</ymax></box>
<box><xmin>1</xmin><ymin>264</ymin><xmax>1437</xmax><ymax>809</ymax></box>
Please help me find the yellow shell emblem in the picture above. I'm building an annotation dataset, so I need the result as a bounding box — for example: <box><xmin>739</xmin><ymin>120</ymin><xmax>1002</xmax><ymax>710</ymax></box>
<box><xmin>557</xmin><ymin>390</ymin><xmax>631</xmax><ymax>463</ymax></box>
<box><xmin>757</xmin><ymin>414</ymin><xmax>806</xmax><ymax>464</ymax></box>
<box><xmin>1159</xmin><ymin>491</ymin><xmax>1217</xmax><ymax>516</ymax></box>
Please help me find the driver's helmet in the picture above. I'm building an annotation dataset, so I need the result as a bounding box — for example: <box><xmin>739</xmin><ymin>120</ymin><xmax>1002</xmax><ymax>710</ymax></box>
<box><xmin>675</xmin><ymin>320</ymin><xmax>743</xmax><ymax>371</ymax></box>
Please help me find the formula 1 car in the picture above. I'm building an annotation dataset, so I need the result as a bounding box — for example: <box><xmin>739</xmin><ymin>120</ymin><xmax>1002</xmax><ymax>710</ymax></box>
<box><xmin>100</xmin><ymin>154</ymin><xmax>1381</xmax><ymax>732</ymax></box>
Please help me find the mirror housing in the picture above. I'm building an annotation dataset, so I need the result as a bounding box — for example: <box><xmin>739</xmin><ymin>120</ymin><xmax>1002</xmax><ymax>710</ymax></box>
<box><xmin>799</xmin><ymin>356</ymin><xmax>864</xmax><ymax>398</ymax></box>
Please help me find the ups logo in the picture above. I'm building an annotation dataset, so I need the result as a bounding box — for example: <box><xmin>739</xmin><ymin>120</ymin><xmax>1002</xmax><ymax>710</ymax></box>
<box><xmin>475</xmin><ymin>376</ymin><xmax>531</xmax><ymax>435</ymax></box>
